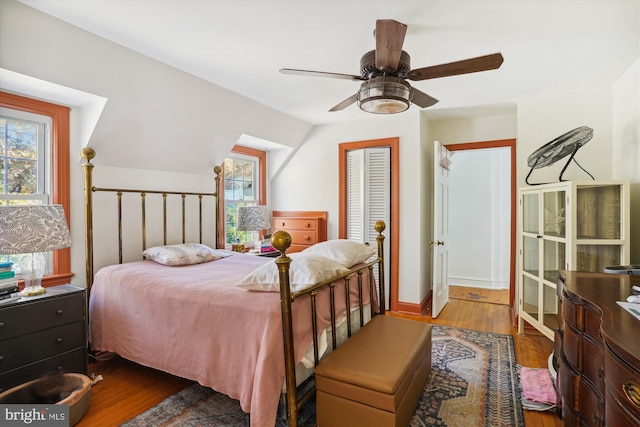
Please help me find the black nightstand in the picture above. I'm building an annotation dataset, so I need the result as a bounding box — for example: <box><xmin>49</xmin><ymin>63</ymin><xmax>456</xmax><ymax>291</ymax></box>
<box><xmin>251</xmin><ymin>251</ymin><xmax>280</xmax><ymax>258</ymax></box>
<box><xmin>0</xmin><ymin>284</ymin><xmax>87</xmax><ymax>393</ymax></box>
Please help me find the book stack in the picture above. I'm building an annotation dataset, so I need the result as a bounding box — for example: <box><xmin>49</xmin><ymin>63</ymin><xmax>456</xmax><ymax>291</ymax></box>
<box><xmin>0</xmin><ymin>262</ymin><xmax>20</xmax><ymax>302</ymax></box>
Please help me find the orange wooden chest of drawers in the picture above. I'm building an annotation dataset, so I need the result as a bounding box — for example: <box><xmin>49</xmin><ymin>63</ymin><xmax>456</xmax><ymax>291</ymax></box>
<box><xmin>272</xmin><ymin>211</ymin><xmax>327</xmax><ymax>253</ymax></box>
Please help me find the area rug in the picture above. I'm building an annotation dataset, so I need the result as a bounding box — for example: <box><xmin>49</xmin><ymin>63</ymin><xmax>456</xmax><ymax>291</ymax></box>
<box><xmin>120</xmin><ymin>325</ymin><xmax>524</xmax><ymax>427</ymax></box>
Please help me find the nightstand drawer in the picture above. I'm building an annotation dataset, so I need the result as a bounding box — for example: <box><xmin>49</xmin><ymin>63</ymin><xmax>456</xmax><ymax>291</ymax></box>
<box><xmin>0</xmin><ymin>293</ymin><xmax>84</xmax><ymax>340</ymax></box>
<box><xmin>0</xmin><ymin>321</ymin><xmax>85</xmax><ymax>372</ymax></box>
<box><xmin>0</xmin><ymin>347</ymin><xmax>86</xmax><ymax>393</ymax></box>
<box><xmin>273</xmin><ymin>218</ymin><xmax>317</xmax><ymax>231</ymax></box>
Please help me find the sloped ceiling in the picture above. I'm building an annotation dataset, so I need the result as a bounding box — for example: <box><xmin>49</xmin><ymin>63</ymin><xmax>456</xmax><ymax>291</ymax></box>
<box><xmin>17</xmin><ymin>0</ymin><xmax>640</xmax><ymax>125</ymax></box>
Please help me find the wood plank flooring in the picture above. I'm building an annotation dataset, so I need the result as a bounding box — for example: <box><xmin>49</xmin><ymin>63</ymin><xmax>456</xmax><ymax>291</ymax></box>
<box><xmin>78</xmin><ymin>291</ymin><xmax>561</xmax><ymax>426</ymax></box>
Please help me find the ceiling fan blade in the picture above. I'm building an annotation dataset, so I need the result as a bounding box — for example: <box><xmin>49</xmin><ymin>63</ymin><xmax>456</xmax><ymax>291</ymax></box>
<box><xmin>408</xmin><ymin>53</ymin><xmax>504</xmax><ymax>81</ymax></box>
<box><xmin>375</xmin><ymin>19</ymin><xmax>407</xmax><ymax>72</ymax></box>
<box><xmin>411</xmin><ymin>88</ymin><xmax>438</xmax><ymax>108</ymax></box>
<box><xmin>280</xmin><ymin>68</ymin><xmax>364</xmax><ymax>81</ymax></box>
<box><xmin>329</xmin><ymin>93</ymin><xmax>358</xmax><ymax>112</ymax></box>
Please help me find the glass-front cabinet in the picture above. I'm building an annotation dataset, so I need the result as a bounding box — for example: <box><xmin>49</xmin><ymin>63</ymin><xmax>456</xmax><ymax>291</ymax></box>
<box><xmin>518</xmin><ymin>180</ymin><xmax>629</xmax><ymax>339</ymax></box>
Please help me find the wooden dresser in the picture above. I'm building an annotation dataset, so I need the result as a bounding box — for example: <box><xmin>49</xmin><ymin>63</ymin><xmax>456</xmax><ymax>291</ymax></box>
<box><xmin>556</xmin><ymin>271</ymin><xmax>640</xmax><ymax>426</ymax></box>
<box><xmin>272</xmin><ymin>211</ymin><xmax>327</xmax><ymax>253</ymax></box>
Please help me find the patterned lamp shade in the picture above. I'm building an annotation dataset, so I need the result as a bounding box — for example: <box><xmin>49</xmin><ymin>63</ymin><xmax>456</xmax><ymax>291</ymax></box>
<box><xmin>237</xmin><ymin>206</ymin><xmax>271</xmax><ymax>231</ymax></box>
<box><xmin>0</xmin><ymin>205</ymin><xmax>71</xmax><ymax>254</ymax></box>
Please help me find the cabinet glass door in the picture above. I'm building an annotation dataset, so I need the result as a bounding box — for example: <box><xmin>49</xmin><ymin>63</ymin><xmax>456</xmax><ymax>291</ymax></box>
<box><xmin>543</xmin><ymin>190</ymin><xmax>565</xmax><ymax>238</ymax></box>
<box><xmin>523</xmin><ymin>235</ymin><xmax>539</xmax><ymax>276</ymax></box>
<box><xmin>543</xmin><ymin>240</ymin><xmax>565</xmax><ymax>283</ymax></box>
<box><xmin>522</xmin><ymin>275</ymin><xmax>539</xmax><ymax>320</ymax></box>
<box><xmin>522</xmin><ymin>193</ymin><xmax>539</xmax><ymax>234</ymax></box>
<box><xmin>542</xmin><ymin>283</ymin><xmax>557</xmax><ymax>331</ymax></box>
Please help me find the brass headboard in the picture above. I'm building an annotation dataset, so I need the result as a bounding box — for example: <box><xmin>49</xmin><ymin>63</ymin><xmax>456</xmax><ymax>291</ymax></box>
<box><xmin>80</xmin><ymin>147</ymin><xmax>222</xmax><ymax>293</ymax></box>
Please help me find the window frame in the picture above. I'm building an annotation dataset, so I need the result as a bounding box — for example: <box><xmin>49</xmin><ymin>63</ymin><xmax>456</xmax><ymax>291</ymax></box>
<box><xmin>0</xmin><ymin>91</ymin><xmax>72</xmax><ymax>287</ymax></box>
<box><xmin>220</xmin><ymin>145</ymin><xmax>266</xmax><ymax>247</ymax></box>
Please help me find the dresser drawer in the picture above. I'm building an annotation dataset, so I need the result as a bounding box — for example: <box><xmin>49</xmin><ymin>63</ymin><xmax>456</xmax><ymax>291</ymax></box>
<box><xmin>0</xmin><ymin>347</ymin><xmax>86</xmax><ymax>393</ymax></box>
<box><xmin>0</xmin><ymin>321</ymin><xmax>85</xmax><ymax>372</ymax></box>
<box><xmin>560</xmin><ymin>354</ymin><xmax>580</xmax><ymax>412</ymax></box>
<box><xmin>273</xmin><ymin>218</ymin><xmax>317</xmax><ymax>231</ymax></box>
<box><xmin>583</xmin><ymin>335</ymin><xmax>604</xmax><ymax>391</ymax></box>
<box><xmin>0</xmin><ymin>293</ymin><xmax>84</xmax><ymax>340</ymax></box>
<box><xmin>562</xmin><ymin>294</ymin><xmax>581</xmax><ymax>330</ymax></box>
<box><xmin>605</xmin><ymin>386</ymin><xmax>640</xmax><ymax>427</ymax></box>
<box><xmin>604</xmin><ymin>344</ymin><xmax>640</xmax><ymax>418</ymax></box>
<box><xmin>563</xmin><ymin>324</ymin><xmax>582</xmax><ymax>371</ymax></box>
<box><xmin>579</xmin><ymin>378</ymin><xmax>604</xmax><ymax>426</ymax></box>
<box><xmin>583</xmin><ymin>307</ymin><xmax>601</xmax><ymax>342</ymax></box>
<box><xmin>287</xmin><ymin>230</ymin><xmax>318</xmax><ymax>246</ymax></box>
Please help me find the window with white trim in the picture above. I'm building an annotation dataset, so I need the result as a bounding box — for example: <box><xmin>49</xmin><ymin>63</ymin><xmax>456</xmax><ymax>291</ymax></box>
<box><xmin>0</xmin><ymin>108</ymin><xmax>53</xmax><ymax>270</ymax></box>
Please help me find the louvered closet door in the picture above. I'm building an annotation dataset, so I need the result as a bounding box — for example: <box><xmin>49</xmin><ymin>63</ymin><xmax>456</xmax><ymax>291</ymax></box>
<box><xmin>346</xmin><ymin>147</ymin><xmax>391</xmax><ymax>309</ymax></box>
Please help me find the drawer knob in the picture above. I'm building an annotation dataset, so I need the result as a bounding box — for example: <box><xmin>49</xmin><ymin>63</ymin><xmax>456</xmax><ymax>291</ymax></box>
<box><xmin>0</xmin><ymin>322</ymin><xmax>4</xmax><ymax>328</ymax></box>
<box><xmin>597</xmin><ymin>369</ymin><xmax>603</xmax><ymax>378</ymax></box>
<box><xmin>304</xmin><ymin>235</ymin><xmax>310</xmax><ymax>241</ymax></box>
<box><xmin>56</xmin><ymin>337</ymin><xmax>63</xmax><ymax>343</ymax></box>
<box><xmin>56</xmin><ymin>309</ymin><xmax>63</xmax><ymax>315</ymax></box>
<box><xmin>623</xmin><ymin>381</ymin><xmax>640</xmax><ymax>410</ymax></box>
<box><xmin>0</xmin><ymin>355</ymin><xmax>4</xmax><ymax>361</ymax></box>
<box><xmin>305</xmin><ymin>223</ymin><xmax>310</xmax><ymax>228</ymax></box>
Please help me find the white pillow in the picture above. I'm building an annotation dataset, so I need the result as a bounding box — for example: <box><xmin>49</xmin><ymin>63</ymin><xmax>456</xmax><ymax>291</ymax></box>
<box><xmin>301</xmin><ymin>239</ymin><xmax>377</xmax><ymax>268</ymax></box>
<box><xmin>143</xmin><ymin>243</ymin><xmax>230</xmax><ymax>266</ymax></box>
<box><xmin>235</xmin><ymin>253</ymin><xmax>351</xmax><ymax>292</ymax></box>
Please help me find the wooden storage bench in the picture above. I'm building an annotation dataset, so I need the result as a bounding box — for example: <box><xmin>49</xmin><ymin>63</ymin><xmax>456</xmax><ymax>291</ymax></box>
<box><xmin>315</xmin><ymin>315</ymin><xmax>432</xmax><ymax>427</ymax></box>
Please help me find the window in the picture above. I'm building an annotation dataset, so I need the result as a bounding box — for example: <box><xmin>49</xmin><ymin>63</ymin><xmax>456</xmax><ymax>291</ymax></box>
<box><xmin>0</xmin><ymin>91</ymin><xmax>71</xmax><ymax>286</ymax></box>
<box><xmin>1</xmin><ymin>109</ymin><xmax>50</xmax><ymax>205</ymax></box>
<box><xmin>223</xmin><ymin>146</ymin><xmax>266</xmax><ymax>246</ymax></box>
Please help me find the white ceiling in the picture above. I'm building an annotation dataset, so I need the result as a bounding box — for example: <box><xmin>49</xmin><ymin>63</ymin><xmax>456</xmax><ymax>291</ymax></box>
<box><xmin>18</xmin><ymin>0</ymin><xmax>640</xmax><ymax>125</ymax></box>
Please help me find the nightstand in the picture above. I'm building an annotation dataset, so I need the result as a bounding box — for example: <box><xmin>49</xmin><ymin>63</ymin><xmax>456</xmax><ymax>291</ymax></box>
<box><xmin>0</xmin><ymin>284</ymin><xmax>87</xmax><ymax>393</ymax></box>
<box><xmin>253</xmin><ymin>251</ymin><xmax>280</xmax><ymax>258</ymax></box>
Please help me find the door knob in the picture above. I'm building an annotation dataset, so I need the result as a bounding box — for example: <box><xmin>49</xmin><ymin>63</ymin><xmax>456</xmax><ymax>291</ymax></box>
<box><xmin>429</xmin><ymin>240</ymin><xmax>444</xmax><ymax>246</ymax></box>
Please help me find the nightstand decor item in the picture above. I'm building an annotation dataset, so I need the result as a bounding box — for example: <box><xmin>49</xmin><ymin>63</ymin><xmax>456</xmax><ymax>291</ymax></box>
<box><xmin>237</xmin><ymin>205</ymin><xmax>270</xmax><ymax>253</ymax></box>
<box><xmin>0</xmin><ymin>205</ymin><xmax>71</xmax><ymax>296</ymax></box>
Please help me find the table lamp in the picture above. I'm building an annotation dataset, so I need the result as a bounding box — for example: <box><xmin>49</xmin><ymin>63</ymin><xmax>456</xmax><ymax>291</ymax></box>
<box><xmin>0</xmin><ymin>205</ymin><xmax>71</xmax><ymax>296</ymax></box>
<box><xmin>237</xmin><ymin>205</ymin><xmax>270</xmax><ymax>253</ymax></box>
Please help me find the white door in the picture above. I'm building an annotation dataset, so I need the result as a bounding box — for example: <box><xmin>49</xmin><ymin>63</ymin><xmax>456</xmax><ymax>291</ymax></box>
<box><xmin>432</xmin><ymin>141</ymin><xmax>451</xmax><ymax>317</ymax></box>
<box><xmin>347</xmin><ymin>147</ymin><xmax>391</xmax><ymax>309</ymax></box>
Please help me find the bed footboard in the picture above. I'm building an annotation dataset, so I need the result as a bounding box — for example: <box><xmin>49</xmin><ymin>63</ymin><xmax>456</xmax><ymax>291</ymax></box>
<box><xmin>272</xmin><ymin>221</ymin><xmax>386</xmax><ymax>427</ymax></box>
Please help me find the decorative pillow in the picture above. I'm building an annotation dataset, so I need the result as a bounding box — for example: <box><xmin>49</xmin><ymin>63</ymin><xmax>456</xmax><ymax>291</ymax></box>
<box><xmin>235</xmin><ymin>253</ymin><xmax>351</xmax><ymax>292</ymax></box>
<box><xmin>301</xmin><ymin>239</ymin><xmax>377</xmax><ymax>268</ymax></box>
<box><xmin>143</xmin><ymin>243</ymin><xmax>230</xmax><ymax>266</ymax></box>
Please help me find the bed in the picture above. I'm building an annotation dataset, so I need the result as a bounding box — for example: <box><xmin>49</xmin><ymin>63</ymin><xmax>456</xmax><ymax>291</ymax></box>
<box><xmin>81</xmin><ymin>148</ymin><xmax>387</xmax><ymax>427</ymax></box>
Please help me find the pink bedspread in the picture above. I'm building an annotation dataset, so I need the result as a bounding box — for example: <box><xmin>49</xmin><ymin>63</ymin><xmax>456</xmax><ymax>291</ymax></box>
<box><xmin>89</xmin><ymin>253</ymin><xmax>371</xmax><ymax>427</ymax></box>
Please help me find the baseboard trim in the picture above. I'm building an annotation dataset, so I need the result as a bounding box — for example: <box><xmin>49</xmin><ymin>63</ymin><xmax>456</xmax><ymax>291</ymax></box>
<box><xmin>395</xmin><ymin>291</ymin><xmax>432</xmax><ymax>315</ymax></box>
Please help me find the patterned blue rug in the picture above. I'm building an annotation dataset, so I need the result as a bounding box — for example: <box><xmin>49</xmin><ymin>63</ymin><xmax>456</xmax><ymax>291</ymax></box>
<box><xmin>120</xmin><ymin>325</ymin><xmax>524</xmax><ymax>426</ymax></box>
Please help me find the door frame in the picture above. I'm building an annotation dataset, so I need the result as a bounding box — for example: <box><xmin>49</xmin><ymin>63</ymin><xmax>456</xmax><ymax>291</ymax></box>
<box><xmin>338</xmin><ymin>137</ymin><xmax>400</xmax><ymax>312</ymax></box>
<box><xmin>444</xmin><ymin>139</ymin><xmax>517</xmax><ymax>312</ymax></box>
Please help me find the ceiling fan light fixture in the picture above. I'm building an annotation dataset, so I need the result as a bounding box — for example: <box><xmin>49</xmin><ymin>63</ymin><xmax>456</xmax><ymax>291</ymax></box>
<box><xmin>357</xmin><ymin>76</ymin><xmax>411</xmax><ymax>114</ymax></box>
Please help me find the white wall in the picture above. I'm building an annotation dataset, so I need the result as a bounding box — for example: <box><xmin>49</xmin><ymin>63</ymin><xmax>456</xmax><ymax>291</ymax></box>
<box><xmin>426</xmin><ymin>113</ymin><xmax>516</xmax><ymax>291</ymax></box>
<box><xmin>612</xmin><ymin>59</ymin><xmax>640</xmax><ymax>262</ymax></box>
<box><xmin>516</xmin><ymin>86</ymin><xmax>614</xmax><ymax>186</ymax></box>
<box><xmin>0</xmin><ymin>0</ymin><xmax>312</xmax><ymax>175</ymax></box>
<box><xmin>271</xmin><ymin>112</ymin><xmax>430</xmax><ymax>304</ymax></box>
<box><xmin>447</xmin><ymin>148</ymin><xmax>511</xmax><ymax>289</ymax></box>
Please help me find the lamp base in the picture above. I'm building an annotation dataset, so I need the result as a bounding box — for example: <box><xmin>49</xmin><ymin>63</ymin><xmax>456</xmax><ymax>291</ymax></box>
<box><xmin>21</xmin><ymin>286</ymin><xmax>46</xmax><ymax>297</ymax></box>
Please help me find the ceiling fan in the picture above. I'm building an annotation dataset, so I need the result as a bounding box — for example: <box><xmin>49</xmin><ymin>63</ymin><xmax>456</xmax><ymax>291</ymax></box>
<box><xmin>280</xmin><ymin>19</ymin><xmax>504</xmax><ymax>114</ymax></box>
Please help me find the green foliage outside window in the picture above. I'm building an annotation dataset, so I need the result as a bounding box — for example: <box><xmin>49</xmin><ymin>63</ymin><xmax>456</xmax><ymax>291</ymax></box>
<box><xmin>1</xmin><ymin>118</ymin><xmax>38</xmax><ymax>198</ymax></box>
<box><xmin>224</xmin><ymin>157</ymin><xmax>258</xmax><ymax>245</ymax></box>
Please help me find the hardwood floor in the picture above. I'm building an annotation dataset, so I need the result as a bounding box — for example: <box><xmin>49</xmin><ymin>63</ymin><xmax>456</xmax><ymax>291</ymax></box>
<box><xmin>449</xmin><ymin>285</ymin><xmax>510</xmax><ymax>305</ymax></box>
<box><xmin>78</xmin><ymin>296</ymin><xmax>562</xmax><ymax>426</ymax></box>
